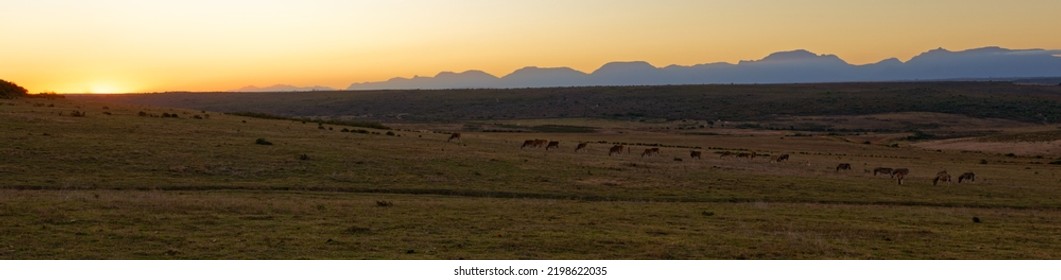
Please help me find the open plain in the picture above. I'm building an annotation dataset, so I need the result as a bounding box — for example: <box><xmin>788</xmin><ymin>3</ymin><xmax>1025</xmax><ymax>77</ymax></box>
<box><xmin>3</xmin><ymin>82</ymin><xmax>1061</xmax><ymax>259</ymax></box>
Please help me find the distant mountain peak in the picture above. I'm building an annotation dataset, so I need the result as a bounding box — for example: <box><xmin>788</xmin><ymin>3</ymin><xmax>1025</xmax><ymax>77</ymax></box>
<box><xmin>436</xmin><ymin>70</ymin><xmax>497</xmax><ymax>79</ymax></box>
<box><xmin>967</xmin><ymin>46</ymin><xmax>1006</xmax><ymax>53</ymax></box>
<box><xmin>592</xmin><ymin>61</ymin><xmax>658</xmax><ymax>74</ymax></box>
<box><xmin>875</xmin><ymin>57</ymin><xmax>903</xmax><ymax>65</ymax></box>
<box><xmin>504</xmin><ymin>66</ymin><xmax>585</xmax><ymax>78</ymax></box>
<box><xmin>762</xmin><ymin>49</ymin><xmax>819</xmax><ymax>61</ymax></box>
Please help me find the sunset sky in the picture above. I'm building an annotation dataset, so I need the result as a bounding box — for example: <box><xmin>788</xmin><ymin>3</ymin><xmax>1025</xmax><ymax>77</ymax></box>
<box><xmin>3</xmin><ymin>0</ymin><xmax>1060</xmax><ymax>93</ymax></box>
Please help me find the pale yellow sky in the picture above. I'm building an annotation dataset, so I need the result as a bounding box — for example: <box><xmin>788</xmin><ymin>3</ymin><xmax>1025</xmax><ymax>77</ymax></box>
<box><xmin>2</xmin><ymin>0</ymin><xmax>1060</xmax><ymax>93</ymax></box>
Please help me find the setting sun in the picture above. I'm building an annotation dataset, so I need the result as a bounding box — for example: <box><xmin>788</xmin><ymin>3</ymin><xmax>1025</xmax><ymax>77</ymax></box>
<box><xmin>88</xmin><ymin>84</ymin><xmax>126</xmax><ymax>94</ymax></box>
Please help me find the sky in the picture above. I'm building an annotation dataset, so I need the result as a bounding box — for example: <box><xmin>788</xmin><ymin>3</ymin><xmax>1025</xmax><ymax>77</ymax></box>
<box><xmin>2</xmin><ymin>0</ymin><xmax>1060</xmax><ymax>93</ymax></box>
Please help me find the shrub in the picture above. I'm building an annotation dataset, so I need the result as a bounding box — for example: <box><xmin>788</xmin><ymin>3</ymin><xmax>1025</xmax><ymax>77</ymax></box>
<box><xmin>0</xmin><ymin>79</ymin><xmax>28</xmax><ymax>98</ymax></box>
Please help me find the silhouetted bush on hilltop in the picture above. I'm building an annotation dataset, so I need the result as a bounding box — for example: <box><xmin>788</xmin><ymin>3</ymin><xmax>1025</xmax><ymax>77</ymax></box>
<box><xmin>0</xmin><ymin>79</ymin><xmax>28</xmax><ymax>98</ymax></box>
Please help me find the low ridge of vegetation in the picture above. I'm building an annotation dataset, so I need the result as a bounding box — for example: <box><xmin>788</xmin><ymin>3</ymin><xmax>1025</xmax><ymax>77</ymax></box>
<box><xmin>72</xmin><ymin>82</ymin><xmax>1061</xmax><ymax>124</ymax></box>
<box><xmin>228</xmin><ymin>111</ymin><xmax>390</xmax><ymax>130</ymax></box>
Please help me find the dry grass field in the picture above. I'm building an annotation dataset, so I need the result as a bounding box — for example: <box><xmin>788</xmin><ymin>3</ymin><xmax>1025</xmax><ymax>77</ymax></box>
<box><xmin>2</xmin><ymin>91</ymin><xmax>1060</xmax><ymax>259</ymax></box>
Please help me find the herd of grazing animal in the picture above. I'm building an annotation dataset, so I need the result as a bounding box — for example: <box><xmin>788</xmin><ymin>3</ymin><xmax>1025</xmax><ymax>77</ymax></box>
<box><xmin>866</xmin><ymin>166</ymin><xmax>975</xmax><ymax>186</ymax></box>
<box><xmin>449</xmin><ymin>133</ymin><xmax>979</xmax><ymax>186</ymax></box>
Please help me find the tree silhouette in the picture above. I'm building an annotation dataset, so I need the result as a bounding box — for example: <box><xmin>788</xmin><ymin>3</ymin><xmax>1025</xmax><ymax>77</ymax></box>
<box><xmin>0</xmin><ymin>79</ymin><xmax>28</xmax><ymax>98</ymax></box>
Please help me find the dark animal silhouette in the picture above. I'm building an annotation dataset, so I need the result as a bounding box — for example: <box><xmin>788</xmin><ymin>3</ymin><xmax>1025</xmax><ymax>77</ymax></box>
<box><xmin>521</xmin><ymin>139</ymin><xmax>548</xmax><ymax>149</ymax></box>
<box><xmin>447</xmin><ymin>133</ymin><xmax>461</xmax><ymax>143</ymax></box>
<box><xmin>690</xmin><ymin>150</ymin><xmax>702</xmax><ymax>159</ymax></box>
<box><xmin>545</xmin><ymin>141</ymin><xmax>560</xmax><ymax>150</ymax></box>
<box><xmin>608</xmin><ymin>145</ymin><xmax>624</xmax><ymax>156</ymax></box>
<box><xmin>641</xmin><ymin>148</ymin><xmax>660</xmax><ymax>157</ymax></box>
<box><xmin>933</xmin><ymin>170</ymin><xmax>951</xmax><ymax>186</ymax></box>
<box><xmin>958</xmin><ymin>172</ymin><xmax>976</xmax><ymax>183</ymax></box>
<box><xmin>835</xmin><ymin>163</ymin><xmax>852</xmax><ymax>172</ymax></box>
<box><xmin>774</xmin><ymin>154</ymin><xmax>789</xmax><ymax>162</ymax></box>
<box><xmin>892</xmin><ymin>168</ymin><xmax>910</xmax><ymax>185</ymax></box>
<box><xmin>575</xmin><ymin>142</ymin><xmax>588</xmax><ymax>152</ymax></box>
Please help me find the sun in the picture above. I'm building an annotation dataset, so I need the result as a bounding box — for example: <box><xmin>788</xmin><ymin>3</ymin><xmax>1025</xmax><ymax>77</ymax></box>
<box><xmin>88</xmin><ymin>83</ymin><xmax>127</xmax><ymax>94</ymax></box>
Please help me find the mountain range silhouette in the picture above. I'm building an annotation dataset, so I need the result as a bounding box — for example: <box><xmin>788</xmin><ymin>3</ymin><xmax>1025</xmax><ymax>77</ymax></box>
<box><xmin>345</xmin><ymin>46</ymin><xmax>1061</xmax><ymax>90</ymax></box>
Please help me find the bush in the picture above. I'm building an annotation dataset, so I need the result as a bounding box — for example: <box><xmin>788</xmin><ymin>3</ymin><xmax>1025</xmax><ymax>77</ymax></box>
<box><xmin>255</xmin><ymin>138</ymin><xmax>273</xmax><ymax>145</ymax></box>
<box><xmin>0</xmin><ymin>79</ymin><xmax>28</xmax><ymax>98</ymax></box>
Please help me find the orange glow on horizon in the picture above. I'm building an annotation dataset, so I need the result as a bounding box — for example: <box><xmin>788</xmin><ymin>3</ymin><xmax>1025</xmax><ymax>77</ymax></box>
<box><xmin>3</xmin><ymin>0</ymin><xmax>1060</xmax><ymax>93</ymax></box>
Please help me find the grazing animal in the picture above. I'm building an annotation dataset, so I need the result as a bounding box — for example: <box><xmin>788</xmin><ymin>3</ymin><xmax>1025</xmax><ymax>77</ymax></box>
<box><xmin>447</xmin><ymin>133</ymin><xmax>461</xmax><ymax>143</ymax></box>
<box><xmin>575</xmin><ymin>142</ymin><xmax>588</xmax><ymax>152</ymax></box>
<box><xmin>958</xmin><ymin>172</ymin><xmax>976</xmax><ymax>183</ymax></box>
<box><xmin>690</xmin><ymin>150</ymin><xmax>702</xmax><ymax>159</ymax></box>
<box><xmin>933</xmin><ymin>170</ymin><xmax>952</xmax><ymax>186</ymax></box>
<box><xmin>835</xmin><ymin>163</ymin><xmax>852</xmax><ymax>172</ymax></box>
<box><xmin>521</xmin><ymin>140</ymin><xmax>536</xmax><ymax>149</ymax></box>
<box><xmin>641</xmin><ymin>148</ymin><xmax>660</xmax><ymax>157</ymax></box>
<box><xmin>892</xmin><ymin>168</ymin><xmax>910</xmax><ymax>185</ymax></box>
<box><xmin>545</xmin><ymin>141</ymin><xmax>560</xmax><ymax>150</ymax></box>
<box><xmin>608</xmin><ymin>145</ymin><xmax>625</xmax><ymax>156</ymax></box>
<box><xmin>873</xmin><ymin>167</ymin><xmax>894</xmax><ymax>176</ymax></box>
<box><xmin>521</xmin><ymin>139</ymin><xmax>548</xmax><ymax>149</ymax></box>
<box><xmin>774</xmin><ymin>154</ymin><xmax>789</xmax><ymax>162</ymax></box>
<box><xmin>736</xmin><ymin>152</ymin><xmax>752</xmax><ymax>159</ymax></box>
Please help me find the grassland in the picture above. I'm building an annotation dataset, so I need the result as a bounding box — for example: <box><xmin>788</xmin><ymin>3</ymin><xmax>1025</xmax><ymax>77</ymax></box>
<box><xmin>3</xmin><ymin>88</ymin><xmax>1061</xmax><ymax>259</ymax></box>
